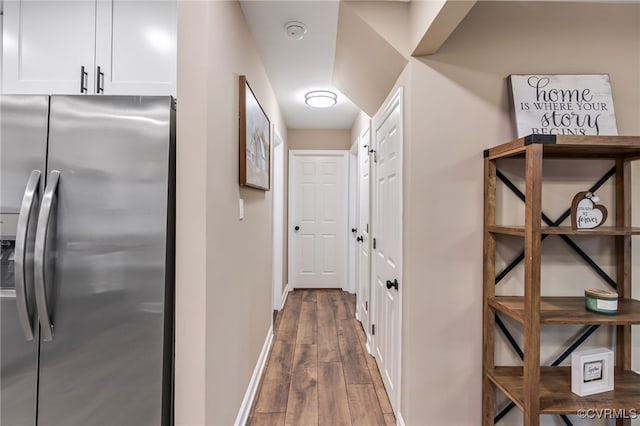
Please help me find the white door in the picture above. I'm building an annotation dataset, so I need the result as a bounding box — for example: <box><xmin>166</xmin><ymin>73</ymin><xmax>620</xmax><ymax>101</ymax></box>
<box><xmin>372</xmin><ymin>88</ymin><xmax>403</xmax><ymax>413</ymax></box>
<box><xmin>95</xmin><ymin>0</ymin><xmax>176</xmax><ymax>96</ymax></box>
<box><xmin>2</xmin><ymin>0</ymin><xmax>97</xmax><ymax>94</ymax></box>
<box><xmin>356</xmin><ymin>125</ymin><xmax>371</xmax><ymax>345</ymax></box>
<box><xmin>289</xmin><ymin>150</ymin><xmax>348</xmax><ymax>289</ymax></box>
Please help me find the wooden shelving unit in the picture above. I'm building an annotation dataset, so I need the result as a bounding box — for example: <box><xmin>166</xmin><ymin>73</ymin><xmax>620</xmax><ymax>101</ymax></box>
<box><xmin>482</xmin><ymin>135</ymin><xmax>640</xmax><ymax>425</ymax></box>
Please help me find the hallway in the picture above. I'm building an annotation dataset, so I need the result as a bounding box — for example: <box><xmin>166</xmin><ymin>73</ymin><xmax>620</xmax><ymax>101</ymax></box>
<box><xmin>248</xmin><ymin>289</ymin><xmax>395</xmax><ymax>426</ymax></box>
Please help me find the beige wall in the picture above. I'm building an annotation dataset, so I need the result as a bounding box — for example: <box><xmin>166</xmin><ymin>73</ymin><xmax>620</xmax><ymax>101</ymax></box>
<box><xmin>334</xmin><ymin>2</ymin><xmax>408</xmax><ymax>117</ymax></box>
<box><xmin>176</xmin><ymin>1</ymin><xmax>287</xmax><ymax>424</ymax></box>
<box><xmin>393</xmin><ymin>2</ymin><xmax>640</xmax><ymax>425</ymax></box>
<box><xmin>409</xmin><ymin>0</ymin><xmax>446</xmax><ymax>50</ymax></box>
<box><xmin>288</xmin><ymin>128</ymin><xmax>352</xmax><ymax>151</ymax></box>
<box><xmin>351</xmin><ymin>110</ymin><xmax>371</xmax><ymax>144</ymax></box>
<box><xmin>344</xmin><ymin>1</ymin><xmax>411</xmax><ymax>57</ymax></box>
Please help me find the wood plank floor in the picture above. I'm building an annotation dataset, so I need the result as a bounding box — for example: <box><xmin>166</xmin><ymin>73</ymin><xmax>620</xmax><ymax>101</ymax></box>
<box><xmin>248</xmin><ymin>289</ymin><xmax>395</xmax><ymax>426</ymax></box>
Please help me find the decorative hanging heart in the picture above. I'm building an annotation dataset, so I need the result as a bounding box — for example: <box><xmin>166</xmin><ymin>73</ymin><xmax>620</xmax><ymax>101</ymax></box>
<box><xmin>571</xmin><ymin>191</ymin><xmax>608</xmax><ymax>229</ymax></box>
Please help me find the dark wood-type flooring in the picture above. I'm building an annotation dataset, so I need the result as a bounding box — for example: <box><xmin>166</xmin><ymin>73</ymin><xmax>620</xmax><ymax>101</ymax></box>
<box><xmin>248</xmin><ymin>289</ymin><xmax>396</xmax><ymax>426</ymax></box>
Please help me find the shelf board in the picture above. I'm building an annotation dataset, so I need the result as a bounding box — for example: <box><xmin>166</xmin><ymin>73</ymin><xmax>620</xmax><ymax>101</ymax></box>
<box><xmin>488</xmin><ymin>225</ymin><xmax>640</xmax><ymax>237</ymax></box>
<box><xmin>488</xmin><ymin>367</ymin><xmax>640</xmax><ymax>415</ymax></box>
<box><xmin>484</xmin><ymin>135</ymin><xmax>640</xmax><ymax>160</ymax></box>
<box><xmin>489</xmin><ymin>297</ymin><xmax>640</xmax><ymax>325</ymax></box>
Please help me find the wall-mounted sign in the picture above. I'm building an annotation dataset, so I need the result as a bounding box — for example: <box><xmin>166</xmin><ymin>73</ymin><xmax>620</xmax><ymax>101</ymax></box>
<box><xmin>508</xmin><ymin>74</ymin><xmax>618</xmax><ymax>137</ymax></box>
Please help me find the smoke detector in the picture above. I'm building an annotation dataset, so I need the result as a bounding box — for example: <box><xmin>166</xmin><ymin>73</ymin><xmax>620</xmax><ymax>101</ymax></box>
<box><xmin>285</xmin><ymin>21</ymin><xmax>307</xmax><ymax>40</ymax></box>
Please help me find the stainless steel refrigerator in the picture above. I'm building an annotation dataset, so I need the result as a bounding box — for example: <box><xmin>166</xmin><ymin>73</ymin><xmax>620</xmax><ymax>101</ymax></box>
<box><xmin>1</xmin><ymin>95</ymin><xmax>175</xmax><ymax>426</ymax></box>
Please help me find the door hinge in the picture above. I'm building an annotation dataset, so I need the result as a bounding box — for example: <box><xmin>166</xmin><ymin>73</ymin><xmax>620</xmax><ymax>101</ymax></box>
<box><xmin>373</xmin><ymin>238</ymin><xmax>377</xmax><ymax>249</ymax></box>
<box><xmin>371</xmin><ymin>324</ymin><xmax>375</xmax><ymax>335</ymax></box>
<box><xmin>366</xmin><ymin>223</ymin><xmax>369</xmax><ymax>233</ymax></box>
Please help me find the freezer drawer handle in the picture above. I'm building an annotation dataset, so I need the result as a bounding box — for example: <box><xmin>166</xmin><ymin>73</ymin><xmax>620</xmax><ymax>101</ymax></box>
<box><xmin>34</xmin><ymin>170</ymin><xmax>60</xmax><ymax>342</ymax></box>
<box><xmin>14</xmin><ymin>170</ymin><xmax>42</xmax><ymax>341</ymax></box>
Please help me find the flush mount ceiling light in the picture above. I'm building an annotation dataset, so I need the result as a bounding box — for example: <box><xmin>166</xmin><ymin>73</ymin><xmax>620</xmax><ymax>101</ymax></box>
<box><xmin>285</xmin><ymin>21</ymin><xmax>307</xmax><ymax>40</ymax></box>
<box><xmin>305</xmin><ymin>90</ymin><xmax>337</xmax><ymax>108</ymax></box>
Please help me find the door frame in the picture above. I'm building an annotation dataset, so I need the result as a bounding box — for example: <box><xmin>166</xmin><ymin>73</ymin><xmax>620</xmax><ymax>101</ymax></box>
<box><xmin>347</xmin><ymin>142</ymin><xmax>358</xmax><ymax>294</ymax></box>
<box><xmin>271</xmin><ymin>127</ymin><xmax>285</xmax><ymax>311</ymax></box>
<box><xmin>355</xmin><ymin>123</ymin><xmax>372</xmax><ymax>352</ymax></box>
<box><xmin>287</xmin><ymin>150</ymin><xmax>349</xmax><ymax>290</ymax></box>
<box><xmin>370</xmin><ymin>87</ymin><xmax>403</xmax><ymax>414</ymax></box>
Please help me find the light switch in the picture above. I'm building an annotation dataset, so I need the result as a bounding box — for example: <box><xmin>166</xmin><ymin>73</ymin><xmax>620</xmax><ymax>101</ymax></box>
<box><xmin>239</xmin><ymin>198</ymin><xmax>244</xmax><ymax>220</ymax></box>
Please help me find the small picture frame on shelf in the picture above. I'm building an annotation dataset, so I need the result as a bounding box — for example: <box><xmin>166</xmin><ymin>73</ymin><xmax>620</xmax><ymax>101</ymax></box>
<box><xmin>571</xmin><ymin>348</ymin><xmax>614</xmax><ymax>396</ymax></box>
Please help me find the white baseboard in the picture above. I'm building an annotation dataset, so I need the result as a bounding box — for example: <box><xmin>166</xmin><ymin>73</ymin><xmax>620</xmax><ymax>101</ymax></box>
<box><xmin>234</xmin><ymin>325</ymin><xmax>274</xmax><ymax>426</ymax></box>
<box><xmin>280</xmin><ymin>283</ymin><xmax>291</xmax><ymax>310</ymax></box>
<box><xmin>396</xmin><ymin>412</ymin><xmax>406</xmax><ymax>426</ymax></box>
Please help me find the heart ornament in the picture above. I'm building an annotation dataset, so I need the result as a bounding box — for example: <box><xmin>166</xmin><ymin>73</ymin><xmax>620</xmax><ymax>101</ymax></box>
<box><xmin>571</xmin><ymin>191</ymin><xmax>608</xmax><ymax>229</ymax></box>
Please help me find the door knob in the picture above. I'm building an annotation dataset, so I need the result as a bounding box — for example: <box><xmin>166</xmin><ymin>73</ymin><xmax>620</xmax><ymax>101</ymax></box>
<box><xmin>294</xmin><ymin>226</ymin><xmax>300</xmax><ymax>231</ymax></box>
<box><xmin>357</xmin><ymin>236</ymin><xmax>363</xmax><ymax>242</ymax></box>
<box><xmin>352</xmin><ymin>228</ymin><xmax>357</xmax><ymax>233</ymax></box>
<box><xmin>386</xmin><ymin>279</ymin><xmax>398</xmax><ymax>290</ymax></box>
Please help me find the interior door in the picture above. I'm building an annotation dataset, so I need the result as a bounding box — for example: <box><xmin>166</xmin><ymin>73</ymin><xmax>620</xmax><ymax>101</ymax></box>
<box><xmin>289</xmin><ymin>150</ymin><xmax>348</xmax><ymax>289</ymax></box>
<box><xmin>356</xmin><ymin>126</ymin><xmax>371</xmax><ymax>343</ymax></box>
<box><xmin>0</xmin><ymin>95</ymin><xmax>49</xmax><ymax>426</ymax></box>
<box><xmin>2</xmin><ymin>1</ymin><xmax>96</xmax><ymax>94</ymax></box>
<box><xmin>372</xmin><ymin>89</ymin><xmax>403</xmax><ymax>413</ymax></box>
<box><xmin>95</xmin><ymin>0</ymin><xmax>176</xmax><ymax>95</ymax></box>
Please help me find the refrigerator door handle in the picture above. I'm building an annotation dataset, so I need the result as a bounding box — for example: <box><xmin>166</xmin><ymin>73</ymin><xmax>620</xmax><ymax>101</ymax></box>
<box><xmin>34</xmin><ymin>170</ymin><xmax>60</xmax><ymax>342</ymax></box>
<box><xmin>14</xmin><ymin>170</ymin><xmax>42</xmax><ymax>341</ymax></box>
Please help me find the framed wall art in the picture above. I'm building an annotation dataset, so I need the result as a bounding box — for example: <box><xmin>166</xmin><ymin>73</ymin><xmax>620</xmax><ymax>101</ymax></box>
<box><xmin>239</xmin><ymin>75</ymin><xmax>271</xmax><ymax>190</ymax></box>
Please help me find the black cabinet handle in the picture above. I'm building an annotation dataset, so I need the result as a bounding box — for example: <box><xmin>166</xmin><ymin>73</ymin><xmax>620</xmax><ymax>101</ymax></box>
<box><xmin>357</xmin><ymin>236</ymin><xmax>363</xmax><ymax>242</ymax></box>
<box><xmin>294</xmin><ymin>226</ymin><xmax>300</xmax><ymax>231</ymax></box>
<box><xmin>80</xmin><ymin>66</ymin><xmax>88</xmax><ymax>93</ymax></box>
<box><xmin>351</xmin><ymin>228</ymin><xmax>357</xmax><ymax>233</ymax></box>
<box><xmin>96</xmin><ymin>66</ymin><xmax>104</xmax><ymax>94</ymax></box>
<box><xmin>386</xmin><ymin>279</ymin><xmax>398</xmax><ymax>290</ymax></box>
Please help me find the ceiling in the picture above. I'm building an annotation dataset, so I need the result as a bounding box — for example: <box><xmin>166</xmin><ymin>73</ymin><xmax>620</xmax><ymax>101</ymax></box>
<box><xmin>240</xmin><ymin>1</ymin><xmax>360</xmax><ymax>130</ymax></box>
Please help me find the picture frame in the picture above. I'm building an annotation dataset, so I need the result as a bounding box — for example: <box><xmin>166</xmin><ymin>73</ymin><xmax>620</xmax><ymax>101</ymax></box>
<box><xmin>571</xmin><ymin>348</ymin><xmax>614</xmax><ymax>396</ymax></box>
<box><xmin>239</xmin><ymin>75</ymin><xmax>271</xmax><ymax>190</ymax></box>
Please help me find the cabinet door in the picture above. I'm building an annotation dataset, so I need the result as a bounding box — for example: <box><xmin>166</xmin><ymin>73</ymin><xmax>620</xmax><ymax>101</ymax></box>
<box><xmin>2</xmin><ymin>1</ymin><xmax>96</xmax><ymax>94</ymax></box>
<box><xmin>95</xmin><ymin>0</ymin><xmax>176</xmax><ymax>96</ymax></box>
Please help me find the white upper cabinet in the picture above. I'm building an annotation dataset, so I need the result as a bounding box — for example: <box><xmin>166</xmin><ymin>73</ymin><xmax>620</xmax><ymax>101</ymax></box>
<box><xmin>2</xmin><ymin>0</ymin><xmax>176</xmax><ymax>96</ymax></box>
<box><xmin>2</xmin><ymin>1</ymin><xmax>97</xmax><ymax>94</ymax></box>
<box><xmin>95</xmin><ymin>0</ymin><xmax>176</xmax><ymax>96</ymax></box>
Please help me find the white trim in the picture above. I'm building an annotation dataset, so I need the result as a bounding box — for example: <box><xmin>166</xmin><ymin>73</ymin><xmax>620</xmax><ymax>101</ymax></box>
<box><xmin>280</xmin><ymin>282</ymin><xmax>291</xmax><ymax>310</ymax></box>
<box><xmin>271</xmin><ymin>127</ymin><xmax>285</xmax><ymax>311</ymax></box>
<box><xmin>234</xmin><ymin>325</ymin><xmax>274</xmax><ymax>426</ymax></box>
<box><xmin>396</xmin><ymin>412</ymin><xmax>406</xmax><ymax>426</ymax></box>
<box><xmin>347</xmin><ymin>142</ymin><xmax>358</xmax><ymax>294</ymax></box>
<box><xmin>288</xmin><ymin>150</ymin><xmax>349</xmax><ymax>290</ymax></box>
<box><xmin>355</xmin><ymin>122</ymin><xmax>372</xmax><ymax>352</ymax></box>
<box><xmin>356</xmin><ymin>312</ymin><xmax>372</xmax><ymax>356</ymax></box>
